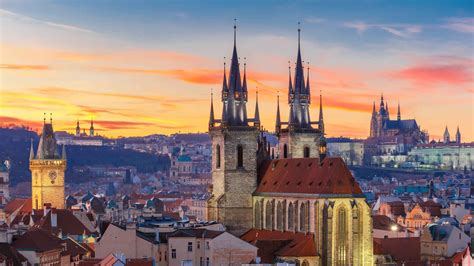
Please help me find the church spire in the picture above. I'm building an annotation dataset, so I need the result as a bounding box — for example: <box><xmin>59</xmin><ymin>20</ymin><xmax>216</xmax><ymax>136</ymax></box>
<box><xmin>254</xmin><ymin>90</ymin><xmax>260</xmax><ymax>127</ymax></box>
<box><xmin>319</xmin><ymin>92</ymin><xmax>324</xmax><ymax>134</ymax></box>
<box><xmin>372</xmin><ymin>101</ymin><xmax>376</xmax><ymax>114</ymax></box>
<box><xmin>397</xmin><ymin>102</ymin><xmax>401</xmax><ymax>121</ymax></box>
<box><xmin>209</xmin><ymin>92</ymin><xmax>215</xmax><ymax>129</ymax></box>
<box><xmin>288</xmin><ymin>62</ymin><xmax>293</xmax><ymax>103</ymax></box>
<box><xmin>275</xmin><ymin>94</ymin><xmax>281</xmax><ymax>132</ymax></box>
<box><xmin>456</xmin><ymin>126</ymin><xmax>461</xmax><ymax>144</ymax></box>
<box><xmin>90</xmin><ymin>118</ymin><xmax>94</xmax><ymax>136</ymax></box>
<box><xmin>29</xmin><ymin>139</ymin><xmax>35</xmax><ymax>160</ymax></box>
<box><xmin>306</xmin><ymin>62</ymin><xmax>311</xmax><ymax>101</ymax></box>
<box><xmin>386</xmin><ymin>102</ymin><xmax>389</xmax><ymax>118</ymax></box>
<box><xmin>75</xmin><ymin>118</ymin><xmax>80</xmax><ymax>136</ymax></box>
<box><xmin>380</xmin><ymin>93</ymin><xmax>385</xmax><ymax>110</ymax></box>
<box><xmin>443</xmin><ymin>126</ymin><xmax>450</xmax><ymax>144</ymax></box>
<box><xmin>294</xmin><ymin>22</ymin><xmax>305</xmax><ymax>95</ymax></box>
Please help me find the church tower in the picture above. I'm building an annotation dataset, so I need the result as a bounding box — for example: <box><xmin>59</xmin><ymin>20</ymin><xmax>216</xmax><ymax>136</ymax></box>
<box><xmin>443</xmin><ymin>126</ymin><xmax>450</xmax><ymax>144</ymax></box>
<box><xmin>276</xmin><ymin>24</ymin><xmax>323</xmax><ymax>159</ymax></box>
<box><xmin>207</xmin><ymin>23</ymin><xmax>260</xmax><ymax>235</ymax></box>
<box><xmin>30</xmin><ymin>115</ymin><xmax>66</xmax><ymax>209</ymax></box>
<box><xmin>90</xmin><ymin>118</ymin><xmax>95</xmax><ymax>136</ymax></box>
<box><xmin>75</xmin><ymin>119</ymin><xmax>80</xmax><ymax>136</ymax></box>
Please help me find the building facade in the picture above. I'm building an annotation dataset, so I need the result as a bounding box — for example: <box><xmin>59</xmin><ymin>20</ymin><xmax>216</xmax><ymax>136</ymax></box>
<box><xmin>29</xmin><ymin>119</ymin><xmax>67</xmax><ymax>209</ymax></box>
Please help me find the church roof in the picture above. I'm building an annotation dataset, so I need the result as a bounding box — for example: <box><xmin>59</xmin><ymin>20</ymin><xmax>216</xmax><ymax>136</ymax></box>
<box><xmin>256</xmin><ymin>157</ymin><xmax>363</xmax><ymax>196</ymax></box>
<box><xmin>384</xmin><ymin>119</ymin><xmax>418</xmax><ymax>130</ymax></box>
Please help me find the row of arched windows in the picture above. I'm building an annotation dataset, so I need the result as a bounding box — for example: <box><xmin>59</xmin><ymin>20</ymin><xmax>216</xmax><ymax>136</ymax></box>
<box><xmin>282</xmin><ymin>144</ymin><xmax>311</xmax><ymax>158</ymax></box>
<box><xmin>255</xmin><ymin>200</ymin><xmax>310</xmax><ymax>232</ymax></box>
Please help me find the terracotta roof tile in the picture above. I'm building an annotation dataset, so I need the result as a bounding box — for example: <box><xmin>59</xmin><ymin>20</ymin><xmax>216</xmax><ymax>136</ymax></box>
<box><xmin>13</xmin><ymin>228</ymin><xmax>63</xmax><ymax>252</ymax></box>
<box><xmin>35</xmin><ymin>209</ymin><xmax>96</xmax><ymax>236</ymax></box>
<box><xmin>241</xmin><ymin>229</ymin><xmax>316</xmax><ymax>263</ymax></box>
<box><xmin>256</xmin><ymin>157</ymin><xmax>362</xmax><ymax>195</ymax></box>
<box><xmin>373</xmin><ymin>237</ymin><xmax>420</xmax><ymax>262</ymax></box>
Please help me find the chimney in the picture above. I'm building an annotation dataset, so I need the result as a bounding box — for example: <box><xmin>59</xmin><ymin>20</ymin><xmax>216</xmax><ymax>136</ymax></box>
<box><xmin>51</xmin><ymin>208</ymin><xmax>58</xmax><ymax>228</ymax></box>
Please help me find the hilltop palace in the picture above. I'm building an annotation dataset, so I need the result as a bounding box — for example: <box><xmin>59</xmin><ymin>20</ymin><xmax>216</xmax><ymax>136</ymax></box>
<box><xmin>206</xmin><ymin>25</ymin><xmax>373</xmax><ymax>265</ymax></box>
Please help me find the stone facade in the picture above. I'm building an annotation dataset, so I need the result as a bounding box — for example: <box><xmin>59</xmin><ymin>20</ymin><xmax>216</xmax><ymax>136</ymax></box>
<box><xmin>408</xmin><ymin>142</ymin><xmax>474</xmax><ymax>170</ymax></box>
<box><xmin>278</xmin><ymin>131</ymin><xmax>321</xmax><ymax>159</ymax></box>
<box><xmin>252</xmin><ymin>195</ymin><xmax>373</xmax><ymax>266</ymax></box>
<box><xmin>30</xmin><ymin>160</ymin><xmax>66</xmax><ymax>209</ymax></box>
<box><xmin>208</xmin><ymin>128</ymin><xmax>259</xmax><ymax>235</ymax></box>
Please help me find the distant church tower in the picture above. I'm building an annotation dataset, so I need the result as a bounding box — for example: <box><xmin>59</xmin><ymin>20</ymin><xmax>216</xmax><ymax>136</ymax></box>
<box><xmin>207</xmin><ymin>23</ymin><xmax>261</xmax><ymax>235</ymax></box>
<box><xmin>276</xmin><ymin>25</ymin><xmax>323</xmax><ymax>159</ymax></box>
<box><xmin>30</xmin><ymin>115</ymin><xmax>67</xmax><ymax>209</ymax></box>
<box><xmin>75</xmin><ymin>119</ymin><xmax>80</xmax><ymax>136</ymax></box>
<box><xmin>455</xmin><ymin>126</ymin><xmax>461</xmax><ymax>144</ymax></box>
<box><xmin>90</xmin><ymin>119</ymin><xmax>95</xmax><ymax>136</ymax></box>
<box><xmin>443</xmin><ymin>126</ymin><xmax>450</xmax><ymax>144</ymax></box>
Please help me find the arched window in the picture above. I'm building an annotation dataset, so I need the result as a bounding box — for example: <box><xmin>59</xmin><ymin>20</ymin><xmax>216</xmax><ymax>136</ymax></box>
<box><xmin>302</xmin><ymin>260</ymin><xmax>309</xmax><ymax>266</ymax></box>
<box><xmin>288</xmin><ymin>202</ymin><xmax>294</xmax><ymax>231</ymax></box>
<box><xmin>276</xmin><ymin>201</ymin><xmax>284</xmax><ymax>231</ymax></box>
<box><xmin>254</xmin><ymin>201</ymin><xmax>262</xmax><ymax>229</ymax></box>
<box><xmin>283</xmin><ymin>144</ymin><xmax>288</xmax><ymax>158</ymax></box>
<box><xmin>299</xmin><ymin>202</ymin><xmax>308</xmax><ymax>232</ymax></box>
<box><xmin>336</xmin><ymin>208</ymin><xmax>348</xmax><ymax>266</ymax></box>
<box><xmin>237</xmin><ymin>145</ymin><xmax>243</xmax><ymax>168</ymax></box>
<box><xmin>265</xmin><ymin>200</ymin><xmax>274</xmax><ymax>230</ymax></box>
<box><xmin>216</xmin><ymin>144</ymin><xmax>221</xmax><ymax>169</ymax></box>
<box><xmin>304</xmin><ymin>147</ymin><xmax>310</xmax><ymax>158</ymax></box>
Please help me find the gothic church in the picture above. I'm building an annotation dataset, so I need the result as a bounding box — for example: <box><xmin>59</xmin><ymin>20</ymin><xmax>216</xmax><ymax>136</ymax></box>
<box><xmin>207</xmin><ymin>25</ymin><xmax>373</xmax><ymax>265</ymax></box>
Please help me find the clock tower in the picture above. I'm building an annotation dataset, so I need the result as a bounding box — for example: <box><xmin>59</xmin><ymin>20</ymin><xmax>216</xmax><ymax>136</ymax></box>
<box><xmin>30</xmin><ymin>117</ymin><xmax>67</xmax><ymax>209</ymax></box>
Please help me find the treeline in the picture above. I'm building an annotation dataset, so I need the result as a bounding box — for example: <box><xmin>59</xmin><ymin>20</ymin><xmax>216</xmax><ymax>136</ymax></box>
<box><xmin>0</xmin><ymin>128</ymin><xmax>170</xmax><ymax>186</ymax></box>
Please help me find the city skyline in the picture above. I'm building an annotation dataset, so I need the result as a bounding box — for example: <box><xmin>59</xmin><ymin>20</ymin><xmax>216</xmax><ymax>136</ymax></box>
<box><xmin>1</xmin><ymin>1</ymin><xmax>473</xmax><ymax>140</ymax></box>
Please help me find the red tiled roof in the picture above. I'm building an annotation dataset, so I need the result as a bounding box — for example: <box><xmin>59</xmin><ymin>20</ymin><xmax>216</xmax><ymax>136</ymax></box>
<box><xmin>35</xmin><ymin>209</ymin><xmax>96</xmax><ymax>236</ymax></box>
<box><xmin>126</xmin><ymin>258</ymin><xmax>154</xmax><ymax>266</ymax></box>
<box><xmin>241</xmin><ymin>229</ymin><xmax>316</xmax><ymax>263</ymax></box>
<box><xmin>4</xmin><ymin>198</ymin><xmax>31</xmax><ymax>215</ymax></box>
<box><xmin>64</xmin><ymin>238</ymin><xmax>89</xmax><ymax>258</ymax></box>
<box><xmin>13</xmin><ymin>228</ymin><xmax>63</xmax><ymax>252</ymax></box>
<box><xmin>256</xmin><ymin>157</ymin><xmax>362</xmax><ymax>195</ymax></box>
<box><xmin>373</xmin><ymin>237</ymin><xmax>420</xmax><ymax>262</ymax></box>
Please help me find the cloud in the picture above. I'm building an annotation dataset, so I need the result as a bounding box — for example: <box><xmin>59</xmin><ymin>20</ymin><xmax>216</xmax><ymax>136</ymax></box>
<box><xmin>343</xmin><ymin>21</ymin><xmax>421</xmax><ymax>37</ymax></box>
<box><xmin>0</xmin><ymin>116</ymin><xmax>43</xmax><ymax>130</ymax></box>
<box><xmin>443</xmin><ymin>17</ymin><xmax>474</xmax><ymax>33</ymax></box>
<box><xmin>0</xmin><ymin>8</ymin><xmax>95</xmax><ymax>34</ymax></box>
<box><xmin>0</xmin><ymin>64</ymin><xmax>50</xmax><ymax>70</ymax></box>
<box><xmin>389</xmin><ymin>56</ymin><xmax>473</xmax><ymax>86</ymax></box>
<box><xmin>94</xmin><ymin>120</ymin><xmax>183</xmax><ymax>130</ymax></box>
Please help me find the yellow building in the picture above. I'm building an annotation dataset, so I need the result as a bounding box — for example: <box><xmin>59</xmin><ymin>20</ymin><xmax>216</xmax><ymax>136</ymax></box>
<box><xmin>30</xmin><ymin>119</ymin><xmax>67</xmax><ymax>209</ymax></box>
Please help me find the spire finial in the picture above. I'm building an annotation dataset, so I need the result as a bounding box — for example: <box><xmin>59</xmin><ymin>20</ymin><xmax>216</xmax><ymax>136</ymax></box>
<box><xmin>233</xmin><ymin>18</ymin><xmax>237</xmax><ymax>47</ymax></box>
<box><xmin>298</xmin><ymin>21</ymin><xmax>301</xmax><ymax>49</ymax></box>
<box><xmin>50</xmin><ymin>113</ymin><xmax>52</xmax><ymax>124</ymax></box>
<box><xmin>44</xmin><ymin>112</ymin><xmax>46</xmax><ymax>124</ymax></box>
<box><xmin>319</xmin><ymin>90</ymin><xmax>324</xmax><ymax>134</ymax></box>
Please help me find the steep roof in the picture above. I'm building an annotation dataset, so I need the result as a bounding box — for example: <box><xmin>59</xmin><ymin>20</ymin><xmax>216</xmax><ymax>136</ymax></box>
<box><xmin>35</xmin><ymin>209</ymin><xmax>96</xmax><ymax>236</ymax></box>
<box><xmin>13</xmin><ymin>228</ymin><xmax>63</xmax><ymax>252</ymax></box>
<box><xmin>373</xmin><ymin>237</ymin><xmax>420</xmax><ymax>263</ymax></box>
<box><xmin>241</xmin><ymin>229</ymin><xmax>316</xmax><ymax>263</ymax></box>
<box><xmin>372</xmin><ymin>215</ymin><xmax>404</xmax><ymax>231</ymax></box>
<box><xmin>4</xmin><ymin>198</ymin><xmax>31</xmax><ymax>214</ymax></box>
<box><xmin>0</xmin><ymin>243</ymin><xmax>28</xmax><ymax>265</ymax></box>
<box><xmin>256</xmin><ymin>157</ymin><xmax>363</xmax><ymax>195</ymax></box>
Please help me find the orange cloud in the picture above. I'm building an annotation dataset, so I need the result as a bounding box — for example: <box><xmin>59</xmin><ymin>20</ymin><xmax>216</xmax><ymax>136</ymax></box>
<box><xmin>94</xmin><ymin>120</ymin><xmax>182</xmax><ymax>130</ymax></box>
<box><xmin>0</xmin><ymin>116</ymin><xmax>43</xmax><ymax>131</ymax></box>
<box><xmin>0</xmin><ymin>64</ymin><xmax>50</xmax><ymax>70</ymax></box>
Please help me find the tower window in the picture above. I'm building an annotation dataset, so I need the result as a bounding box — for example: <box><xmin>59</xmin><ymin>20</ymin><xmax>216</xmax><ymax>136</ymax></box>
<box><xmin>237</xmin><ymin>145</ymin><xmax>243</xmax><ymax>168</ymax></box>
<box><xmin>304</xmin><ymin>147</ymin><xmax>310</xmax><ymax>158</ymax></box>
<box><xmin>216</xmin><ymin>144</ymin><xmax>221</xmax><ymax>169</ymax></box>
<box><xmin>283</xmin><ymin>144</ymin><xmax>288</xmax><ymax>158</ymax></box>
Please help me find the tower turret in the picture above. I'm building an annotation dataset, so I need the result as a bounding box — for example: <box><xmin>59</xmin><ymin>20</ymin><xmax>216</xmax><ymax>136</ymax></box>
<box><xmin>89</xmin><ymin>119</ymin><xmax>94</xmax><ymax>136</ymax></box>
<box><xmin>397</xmin><ymin>102</ymin><xmax>401</xmax><ymax>121</ymax></box>
<box><xmin>455</xmin><ymin>126</ymin><xmax>461</xmax><ymax>144</ymax></box>
<box><xmin>254</xmin><ymin>90</ymin><xmax>260</xmax><ymax>128</ymax></box>
<box><xmin>319</xmin><ymin>92</ymin><xmax>324</xmax><ymax>134</ymax></box>
<box><xmin>75</xmin><ymin>119</ymin><xmax>80</xmax><ymax>136</ymax></box>
<box><xmin>443</xmin><ymin>126</ymin><xmax>450</xmax><ymax>144</ymax></box>
<box><xmin>209</xmin><ymin>92</ymin><xmax>215</xmax><ymax>130</ymax></box>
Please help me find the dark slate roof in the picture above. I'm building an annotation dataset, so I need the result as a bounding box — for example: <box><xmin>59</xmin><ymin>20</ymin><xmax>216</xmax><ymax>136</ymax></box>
<box><xmin>35</xmin><ymin>209</ymin><xmax>96</xmax><ymax>236</ymax></box>
<box><xmin>427</xmin><ymin>224</ymin><xmax>456</xmax><ymax>241</ymax></box>
<box><xmin>384</xmin><ymin>119</ymin><xmax>418</xmax><ymax>130</ymax></box>
<box><xmin>13</xmin><ymin>228</ymin><xmax>63</xmax><ymax>252</ymax></box>
<box><xmin>167</xmin><ymin>228</ymin><xmax>224</xmax><ymax>239</ymax></box>
<box><xmin>256</xmin><ymin>157</ymin><xmax>363</xmax><ymax>195</ymax></box>
<box><xmin>0</xmin><ymin>243</ymin><xmax>28</xmax><ymax>265</ymax></box>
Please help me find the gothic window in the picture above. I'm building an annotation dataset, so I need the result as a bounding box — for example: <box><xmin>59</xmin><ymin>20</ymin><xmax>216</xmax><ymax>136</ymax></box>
<box><xmin>283</xmin><ymin>144</ymin><xmax>288</xmax><ymax>158</ymax></box>
<box><xmin>216</xmin><ymin>144</ymin><xmax>221</xmax><ymax>169</ymax></box>
<box><xmin>304</xmin><ymin>147</ymin><xmax>310</xmax><ymax>158</ymax></box>
<box><xmin>237</xmin><ymin>145</ymin><xmax>243</xmax><ymax>168</ymax></box>
<box><xmin>265</xmin><ymin>200</ymin><xmax>274</xmax><ymax>230</ymax></box>
<box><xmin>288</xmin><ymin>202</ymin><xmax>294</xmax><ymax>231</ymax></box>
<box><xmin>254</xmin><ymin>201</ymin><xmax>262</xmax><ymax>229</ymax></box>
<box><xmin>299</xmin><ymin>202</ymin><xmax>308</xmax><ymax>232</ymax></box>
<box><xmin>276</xmin><ymin>201</ymin><xmax>284</xmax><ymax>231</ymax></box>
<box><xmin>302</xmin><ymin>260</ymin><xmax>309</xmax><ymax>266</ymax></box>
<box><xmin>336</xmin><ymin>207</ymin><xmax>348</xmax><ymax>266</ymax></box>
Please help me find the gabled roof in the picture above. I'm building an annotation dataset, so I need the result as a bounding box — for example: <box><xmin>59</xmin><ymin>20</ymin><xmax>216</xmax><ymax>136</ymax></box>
<box><xmin>373</xmin><ymin>237</ymin><xmax>420</xmax><ymax>262</ymax></box>
<box><xmin>372</xmin><ymin>215</ymin><xmax>404</xmax><ymax>231</ymax></box>
<box><xmin>13</xmin><ymin>228</ymin><xmax>63</xmax><ymax>252</ymax></box>
<box><xmin>256</xmin><ymin>157</ymin><xmax>363</xmax><ymax>195</ymax></box>
<box><xmin>241</xmin><ymin>229</ymin><xmax>316</xmax><ymax>263</ymax></box>
<box><xmin>35</xmin><ymin>209</ymin><xmax>96</xmax><ymax>236</ymax></box>
<box><xmin>0</xmin><ymin>243</ymin><xmax>28</xmax><ymax>265</ymax></box>
<box><xmin>5</xmin><ymin>198</ymin><xmax>31</xmax><ymax>214</ymax></box>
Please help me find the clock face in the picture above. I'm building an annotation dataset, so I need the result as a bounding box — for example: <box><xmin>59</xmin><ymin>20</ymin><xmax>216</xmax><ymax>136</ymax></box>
<box><xmin>49</xmin><ymin>171</ymin><xmax>57</xmax><ymax>182</ymax></box>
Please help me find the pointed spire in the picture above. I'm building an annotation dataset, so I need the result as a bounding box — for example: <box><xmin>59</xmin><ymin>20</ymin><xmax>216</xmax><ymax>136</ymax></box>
<box><xmin>319</xmin><ymin>92</ymin><xmax>324</xmax><ymax>134</ymax></box>
<box><xmin>275</xmin><ymin>94</ymin><xmax>281</xmax><ymax>132</ymax></box>
<box><xmin>386</xmin><ymin>102</ymin><xmax>389</xmax><ymax>118</ymax></box>
<box><xmin>288</xmin><ymin>61</ymin><xmax>293</xmax><ymax>103</ymax></box>
<box><xmin>380</xmin><ymin>93</ymin><xmax>385</xmax><ymax>109</ymax></box>
<box><xmin>254</xmin><ymin>89</ymin><xmax>260</xmax><ymax>127</ymax></box>
<box><xmin>209</xmin><ymin>91</ymin><xmax>215</xmax><ymax>129</ymax></box>
<box><xmin>397</xmin><ymin>102</ymin><xmax>401</xmax><ymax>121</ymax></box>
<box><xmin>456</xmin><ymin>126</ymin><xmax>461</xmax><ymax>144</ymax></box>
<box><xmin>62</xmin><ymin>144</ymin><xmax>67</xmax><ymax>160</ymax></box>
<box><xmin>372</xmin><ymin>101</ymin><xmax>376</xmax><ymax>114</ymax></box>
<box><xmin>294</xmin><ymin>22</ymin><xmax>305</xmax><ymax>94</ymax></box>
<box><xmin>443</xmin><ymin>125</ymin><xmax>450</xmax><ymax>144</ymax></box>
<box><xmin>306</xmin><ymin>62</ymin><xmax>311</xmax><ymax>100</ymax></box>
<box><xmin>29</xmin><ymin>139</ymin><xmax>35</xmax><ymax>160</ymax></box>
<box><xmin>233</xmin><ymin>18</ymin><xmax>237</xmax><ymax>47</ymax></box>
<box><xmin>242</xmin><ymin>59</ymin><xmax>248</xmax><ymax>100</ymax></box>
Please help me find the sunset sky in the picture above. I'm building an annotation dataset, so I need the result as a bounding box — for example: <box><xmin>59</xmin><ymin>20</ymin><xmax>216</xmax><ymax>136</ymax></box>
<box><xmin>1</xmin><ymin>1</ymin><xmax>473</xmax><ymax>140</ymax></box>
